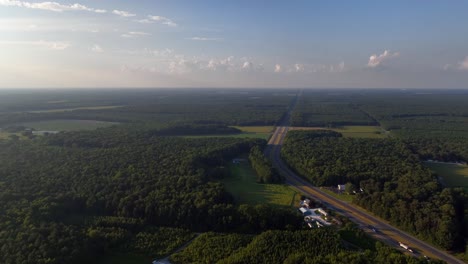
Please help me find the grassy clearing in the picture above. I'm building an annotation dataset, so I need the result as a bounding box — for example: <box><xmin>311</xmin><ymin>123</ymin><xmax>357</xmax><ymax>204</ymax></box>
<box><xmin>320</xmin><ymin>188</ymin><xmax>355</xmax><ymax>202</ymax></box>
<box><xmin>290</xmin><ymin>126</ymin><xmax>386</xmax><ymax>139</ymax></box>
<box><xmin>20</xmin><ymin>119</ymin><xmax>118</xmax><ymax>131</ymax></box>
<box><xmin>232</xmin><ymin>126</ymin><xmax>275</xmax><ymax>133</ymax></box>
<box><xmin>184</xmin><ymin>126</ymin><xmax>274</xmax><ymax>140</ymax></box>
<box><xmin>221</xmin><ymin>160</ymin><xmax>300</xmax><ymax>207</ymax></box>
<box><xmin>332</xmin><ymin>126</ymin><xmax>386</xmax><ymax>139</ymax></box>
<box><xmin>94</xmin><ymin>253</ymin><xmax>151</xmax><ymax>264</ymax></box>
<box><xmin>28</xmin><ymin>105</ymin><xmax>124</xmax><ymax>113</ymax></box>
<box><xmin>0</xmin><ymin>132</ymin><xmax>27</xmax><ymax>140</ymax></box>
<box><xmin>423</xmin><ymin>162</ymin><xmax>468</xmax><ymax>189</ymax></box>
<box><xmin>184</xmin><ymin>133</ymin><xmax>271</xmax><ymax>140</ymax></box>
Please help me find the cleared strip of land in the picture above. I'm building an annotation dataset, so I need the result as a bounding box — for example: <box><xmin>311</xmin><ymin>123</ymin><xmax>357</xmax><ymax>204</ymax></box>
<box><xmin>27</xmin><ymin>105</ymin><xmax>124</xmax><ymax>113</ymax></box>
<box><xmin>221</xmin><ymin>160</ymin><xmax>300</xmax><ymax>207</ymax></box>
<box><xmin>424</xmin><ymin>162</ymin><xmax>468</xmax><ymax>189</ymax></box>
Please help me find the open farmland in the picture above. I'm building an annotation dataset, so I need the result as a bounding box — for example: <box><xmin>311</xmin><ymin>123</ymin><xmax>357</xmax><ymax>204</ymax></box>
<box><xmin>19</xmin><ymin>119</ymin><xmax>118</xmax><ymax>131</ymax></box>
<box><xmin>27</xmin><ymin>105</ymin><xmax>124</xmax><ymax>113</ymax></box>
<box><xmin>183</xmin><ymin>126</ymin><xmax>274</xmax><ymax>140</ymax></box>
<box><xmin>424</xmin><ymin>162</ymin><xmax>468</xmax><ymax>190</ymax></box>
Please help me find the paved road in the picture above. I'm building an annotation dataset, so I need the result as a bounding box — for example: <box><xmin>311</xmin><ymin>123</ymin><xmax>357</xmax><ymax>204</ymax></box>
<box><xmin>268</xmin><ymin>126</ymin><xmax>465</xmax><ymax>264</ymax></box>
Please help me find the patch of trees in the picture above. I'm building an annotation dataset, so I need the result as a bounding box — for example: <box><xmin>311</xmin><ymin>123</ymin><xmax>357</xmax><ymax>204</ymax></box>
<box><xmin>0</xmin><ymin>131</ymin><xmax>303</xmax><ymax>263</ymax></box>
<box><xmin>248</xmin><ymin>146</ymin><xmax>282</xmax><ymax>183</ymax></box>
<box><xmin>172</xmin><ymin>228</ymin><xmax>440</xmax><ymax>264</ymax></box>
<box><xmin>170</xmin><ymin>232</ymin><xmax>254</xmax><ymax>263</ymax></box>
<box><xmin>282</xmin><ymin>130</ymin><xmax>467</xmax><ymax>251</ymax></box>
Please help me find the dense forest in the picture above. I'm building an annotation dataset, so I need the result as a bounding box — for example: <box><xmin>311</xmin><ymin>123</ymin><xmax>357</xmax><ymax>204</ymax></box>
<box><xmin>0</xmin><ymin>128</ymin><xmax>303</xmax><ymax>263</ymax></box>
<box><xmin>171</xmin><ymin>229</ymin><xmax>439</xmax><ymax>264</ymax></box>
<box><xmin>1</xmin><ymin>89</ymin><xmax>467</xmax><ymax>263</ymax></box>
<box><xmin>282</xmin><ymin>130</ymin><xmax>468</xmax><ymax>251</ymax></box>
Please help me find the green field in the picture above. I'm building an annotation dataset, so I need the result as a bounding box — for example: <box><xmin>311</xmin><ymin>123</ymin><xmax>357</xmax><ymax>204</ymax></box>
<box><xmin>423</xmin><ymin>162</ymin><xmax>468</xmax><ymax>189</ymax></box>
<box><xmin>221</xmin><ymin>160</ymin><xmax>300</xmax><ymax>207</ymax></box>
<box><xmin>320</xmin><ymin>188</ymin><xmax>354</xmax><ymax>202</ymax></box>
<box><xmin>331</xmin><ymin>126</ymin><xmax>387</xmax><ymax>139</ymax></box>
<box><xmin>19</xmin><ymin>119</ymin><xmax>118</xmax><ymax>131</ymax></box>
<box><xmin>28</xmin><ymin>105</ymin><xmax>124</xmax><ymax>113</ymax></box>
<box><xmin>185</xmin><ymin>126</ymin><xmax>274</xmax><ymax>140</ymax></box>
<box><xmin>232</xmin><ymin>126</ymin><xmax>275</xmax><ymax>133</ymax></box>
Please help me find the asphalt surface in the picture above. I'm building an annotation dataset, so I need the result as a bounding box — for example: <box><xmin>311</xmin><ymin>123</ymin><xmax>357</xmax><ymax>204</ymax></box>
<box><xmin>267</xmin><ymin>126</ymin><xmax>465</xmax><ymax>264</ymax></box>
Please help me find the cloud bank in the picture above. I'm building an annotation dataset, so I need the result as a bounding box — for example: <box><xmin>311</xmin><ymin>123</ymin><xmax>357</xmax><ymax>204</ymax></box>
<box><xmin>367</xmin><ymin>50</ymin><xmax>399</xmax><ymax>68</ymax></box>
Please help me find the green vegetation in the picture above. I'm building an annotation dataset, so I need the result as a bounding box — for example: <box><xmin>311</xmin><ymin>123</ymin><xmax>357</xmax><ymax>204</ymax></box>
<box><xmin>424</xmin><ymin>162</ymin><xmax>468</xmax><ymax>189</ymax></box>
<box><xmin>182</xmin><ymin>126</ymin><xmax>274</xmax><ymax>140</ymax></box>
<box><xmin>222</xmin><ymin>161</ymin><xmax>298</xmax><ymax>206</ymax></box>
<box><xmin>28</xmin><ymin>105</ymin><xmax>124</xmax><ymax>113</ymax></box>
<box><xmin>95</xmin><ymin>253</ymin><xmax>151</xmax><ymax>264</ymax></box>
<box><xmin>19</xmin><ymin>119</ymin><xmax>118</xmax><ymax>131</ymax></box>
<box><xmin>321</xmin><ymin>188</ymin><xmax>355</xmax><ymax>202</ymax></box>
<box><xmin>282</xmin><ymin>130</ymin><xmax>467</xmax><ymax>251</ymax></box>
<box><xmin>171</xmin><ymin>232</ymin><xmax>254</xmax><ymax>264</ymax></box>
<box><xmin>249</xmin><ymin>145</ymin><xmax>282</xmax><ymax>183</ymax></box>
<box><xmin>1</xmin><ymin>88</ymin><xmax>466</xmax><ymax>263</ymax></box>
<box><xmin>170</xmin><ymin>229</ymin><xmax>438</xmax><ymax>264</ymax></box>
<box><xmin>332</xmin><ymin>126</ymin><xmax>387</xmax><ymax>139</ymax></box>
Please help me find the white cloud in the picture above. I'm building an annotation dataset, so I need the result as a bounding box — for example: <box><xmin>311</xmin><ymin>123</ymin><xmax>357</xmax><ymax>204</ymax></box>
<box><xmin>242</xmin><ymin>61</ymin><xmax>253</xmax><ymax>70</ymax></box>
<box><xmin>190</xmin><ymin>37</ymin><xmax>223</xmax><ymax>41</ymax></box>
<box><xmin>457</xmin><ymin>56</ymin><xmax>468</xmax><ymax>71</ymax></box>
<box><xmin>442</xmin><ymin>56</ymin><xmax>468</xmax><ymax>71</ymax></box>
<box><xmin>294</xmin><ymin>64</ymin><xmax>305</xmax><ymax>72</ymax></box>
<box><xmin>274</xmin><ymin>64</ymin><xmax>282</xmax><ymax>73</ymax></box>
<box><xmin>0</xmin><ymin>0</ymin><xmax>106</xmax><ymax>13</ymax></box>
<box><xmin>120</xmin><ymin>31</ymin><xmax>151</xmax><ymax>38</ymax></box>
<box><xmin>112</xmin><ymin>9</ymin><xmax>136</xmax><ymax>17</ymax></box>
<box><xmin>0</xmin><ymin>40</ymin><xmax>70</xmax><ymax>50</ymax></box>
<box><xmin>91</xmin><ymin>44</ymin><xmax>103</xmax><ymax>53</ymax></box>
<box><xmin>147</xmin><ymin>15</ymin><xmax>177</xmax><ymax>27</ymax></box>
<box><xmin>367</xmin><ymin>50</ymin><xmax>399</xmax><ymax>68</ymax></box>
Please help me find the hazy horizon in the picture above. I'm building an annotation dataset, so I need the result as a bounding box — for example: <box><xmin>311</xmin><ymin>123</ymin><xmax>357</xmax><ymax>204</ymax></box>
<box><xmin>1</xmin><ymin>1</ymin><xmax>468</xmax><ymax>89</ymax></box>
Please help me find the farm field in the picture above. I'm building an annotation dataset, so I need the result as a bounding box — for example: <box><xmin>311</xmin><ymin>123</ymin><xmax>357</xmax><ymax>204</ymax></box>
<box><xmin>331</xmin><ymin>126</ymin><xmax>386</xmax><ymax>139</ymax></box>
<box><xmin>27</xmin><ymin>105</ymin><xmax>124</xmax><ymax>113</ymax></box>
<box><xmin>291</xmin><ymin>126</ymin><xmax>386</xmax><ymax>139</ymax></box>
<box><xmin>423</xmin><ymin>162</ymin><xmax>468</xmax><ymax>189</ymax></box>
<box><xmin>184</xmin><ymin>126</ymin><xmax>274</xmax><ymax>140</ymax></box>
<box><xmin>19</xmin><ymin>119</ymin><xmax>118</xmax><ymax>131</ymax></box>
<box><xmin>221</xmin><ymin>160</ymin><xmax>300</xmax><ymax>207</ymax></box>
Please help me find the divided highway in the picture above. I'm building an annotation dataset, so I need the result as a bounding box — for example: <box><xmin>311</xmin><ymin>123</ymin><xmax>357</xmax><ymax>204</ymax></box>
<box><xmin>266</xmin><ymin>92</ymin><xmax>465</xmax><ymax>264</ymax></box>
<box><xmin>268</xmin><ymin>126</ymin><xmax>464</xmax><ymax>264</ymax></box>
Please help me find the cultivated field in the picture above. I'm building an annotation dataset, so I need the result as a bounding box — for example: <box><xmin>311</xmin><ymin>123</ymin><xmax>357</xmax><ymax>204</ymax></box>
<box><xmin>424</xmin><ymin>162</ymin><xmax>468</xmax><ymax>189</ymax></box>
<box><xmin>221</xmin><ymin>160</ymin><xmax>300</xmax><ymax>207</ymax></box>
<box><xmin>291</xmin><ymin>126</ymin><xmax>387</xmax><ymax>139</ymax></box>
<box><xmin>19</xmin><ymin>119</ymin><xmax>118</xmax><ymax>131</ymax></box>
<box><xmin>27</xmin><ymin>105</ymin><xmax>124</xmax><ymax>113</ymax></box>
<box><xmin>184</xmin><ymin>126</ymin><xmax>274</xmax><ymax>140</ymax></box>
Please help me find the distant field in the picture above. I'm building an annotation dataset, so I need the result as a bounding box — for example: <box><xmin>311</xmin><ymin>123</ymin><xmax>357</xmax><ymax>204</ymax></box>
<box><xmin>28</xmin><ymin>105</ymin><xmax>124</xmax><ymax>113</ymax></box>
<box><xmin>423</xmin><ymin>162</ymin><xmax>468</xmax><ymax>189</ymax></box>
<box><xmin>184</xmin><ymin>126</ymin><xmax>274</xmax><ymax>140</ymax></box>
<box><xmin>232</xmin><ymin>126</ymin><xmax>275</xmax><ymax>133</ymax></box>
<box><xmin>332</xmin><ymin>126</ymin><xmax>387</xmax><ymax>138</ymax></box>
<box><xmin>20</xmin><ymin>119</ymin><xmax>118</xmax><ymax>131</ymax></box>
<box><xmin>0</xmin><ymin>132</ymin><xmax>27</xmax><ymax>140</ymax></box>
<box><xmin>221</xmin><ymin>160</ymin><xmax>300</xmax><ymax>207</ymax></box>
<box><xmin>291</xmin><ymin>126</ymin><xmax>386</xmax><ymax>139</ymax></box>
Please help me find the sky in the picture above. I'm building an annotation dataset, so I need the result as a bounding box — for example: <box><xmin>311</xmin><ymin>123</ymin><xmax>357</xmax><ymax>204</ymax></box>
<box><xmin>1</xmin><ymin>0</ymin><xmax>468</xmax><ymax>89</ymax></box>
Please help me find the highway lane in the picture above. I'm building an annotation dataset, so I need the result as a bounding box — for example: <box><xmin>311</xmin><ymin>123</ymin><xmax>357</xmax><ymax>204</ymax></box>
<box><xmin>267</xmin><ymin>126</ymin><xmax>465</xmax><ymax>264</ymax></box>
